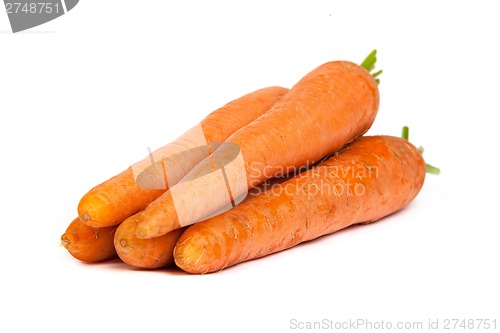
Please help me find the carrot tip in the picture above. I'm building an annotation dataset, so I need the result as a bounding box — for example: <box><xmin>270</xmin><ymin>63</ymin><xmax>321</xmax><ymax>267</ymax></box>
<box><xmin>135</xmin><ymin>228</ymin><xmax>147</xmax><ymax>239</ymax></box>
<box><xmin>119</xmin><ymin>239</ymin><xmax>127</xmax><ymax>248</ymax></box>
<box><xmin>61</xmin><ymin>234</ymin><xmax>73</xmax><ymax>249</ymax></box>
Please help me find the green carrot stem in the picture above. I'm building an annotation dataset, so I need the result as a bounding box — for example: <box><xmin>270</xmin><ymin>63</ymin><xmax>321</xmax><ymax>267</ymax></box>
<box><xmin>360</xmin><ymin>50</ymin><xmax>382</xmax><ymax>84</ymax></box>
<box><xmin>426</xmin><ymin>164</ymin><xmax>441</xmax><ymax>175</ymax></box>
<box><xmin>402</xmin><ymin>126</ymin><xmax>409</xmax><ymax>141</ymax></box>
<box><xmin>401</xmin><ymin>126</ymin><xmax>440</xmax><ymax>175</ymax></box>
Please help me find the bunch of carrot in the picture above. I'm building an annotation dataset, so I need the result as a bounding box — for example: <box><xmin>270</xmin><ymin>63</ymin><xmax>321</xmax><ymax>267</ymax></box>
<box><xmin>61</xmin><ymin>50</ymin><xmax>439</xmax><ymax>273</ymax></box>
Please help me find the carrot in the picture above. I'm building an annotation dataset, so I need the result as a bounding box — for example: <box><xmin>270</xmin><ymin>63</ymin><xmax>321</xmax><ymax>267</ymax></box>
<box><xmin>112</xmin><ymin>178</ymin><xmax>286</xmax><ymax>268</ymax></box>
<box><xmin>61</xmin><ymin>217</ymin><xmax>118</xmax><ymax>263</ymax></box>
<box><xmin>174</xmin><ymin>135</ymin><xmax>427</xmax><ymax>274</ymax></box>
<box><xmin>77</xmin><ymin>86</ymin><xmax>289</xmax><ymax>227</ymax></box>
<box><xmin>136</xmin><ymin>51</ymin><xmax>381</xmax><ymax>238</ymax></box>
<box><xmin>114</xmin><ymin>213</ymin><xmax>186</xmax><ymax>269</ymax></box>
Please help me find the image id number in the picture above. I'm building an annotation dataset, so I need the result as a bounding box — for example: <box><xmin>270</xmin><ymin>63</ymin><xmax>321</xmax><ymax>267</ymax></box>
<box><xmin>5</xmin><ymin>2</ymin><xmax>61</xmax><ymax>14</ymax></box>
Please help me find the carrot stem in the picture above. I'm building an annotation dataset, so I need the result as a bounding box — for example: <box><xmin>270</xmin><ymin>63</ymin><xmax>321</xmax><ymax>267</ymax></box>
<box><xmin>402</xmin><ymin>126</ymin><xmax>409</xmax><ymax>140</ymax></box>
<box><xmin>401</xmin><ymin>126</ymin><xmax>440</xmax><ymax>175</ymax></box>
<box><xmin>372</xmin><ymin>70</ymin><xmax>383</xmax><ymax>79</ymax></box>
<box><xmin>360</xmin><ymin>49</ymin><xmax>382</xmax><ymax>84</ymax></box>
<box><xmin>425</xmin><ymin>164</ymin><xmax>441</xmax><ymax>175</ymax></box>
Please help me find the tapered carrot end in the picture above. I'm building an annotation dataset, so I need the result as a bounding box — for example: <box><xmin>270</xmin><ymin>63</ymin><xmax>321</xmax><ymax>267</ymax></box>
<box><xmin>135</xmin><ymin>200</ymin><xmax>181</xmax><ymax>239</ymax></box>
<box><xmin>60</xmin><ymin>232</ymin><xmax>75</xmax><ymax>249</ymax></box>
<box><xmin>78</xmin><ymin>193</ymin><xmax>109</xmax><ymax>226</ymax></box>
<box><xmin>135</xmin><ymin>224</ymin><xmax>152</xmax><ymax>239</ymax></box>
<box><xmin>116</xmin><ymin>215</ymin><xmax>186</xmax><ymax>269</ymax></box>
<box><xmin>174</xmin><ymin>241</ymin><xmax>209</xmax><ymax>274</ymax></box>
<box><xmin>135</xmin><ymin>227</ymin><xmax>145</xmax><ymax>238</ymax></box>
<box><xmin>136</xmin><ymin>218</ymin><xmax>183</xmax><ymax>239</ymax></box>
<box><xmin>174</xmin><ymin>226</ymin><xmax>223</xmax><ymax>274</ymax></box>
<box><xmin>61</xmin><ymin>218</ymin><xmax>118</xmax><ymax>263</ymax></box>
<box><xmin>78</xmin><ymin>214</ymin><xmax>102</xmax><ymax>228</ymax></box>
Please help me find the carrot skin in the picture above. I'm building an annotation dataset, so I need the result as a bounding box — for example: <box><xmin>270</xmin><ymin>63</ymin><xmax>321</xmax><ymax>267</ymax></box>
<box><xmin>111</xmin><ymin>178</ymin><xmax>286</xmax><ymax>268</ymax></box>
<box><xmin>78</xmin><ymin>86</ymin><xmax>289</xmax><ymax>227</ymax></box>
<box><xmin>61</xmin><ymin>217</ymin><xmax>118</xmax><ymax>263</ymax></box>
<box><xmin>137</xmin><ymin>60</ymin><xmax>380</xmax><ymax>238</ymax></box>
<box><xmin>114</xmin><ymin>213</ymin><xmax>186</xmax><ymax>269</ymax></box>
<box><xmin>174</xmin><ymin>136</ymin><xmax>426</xmax><ymax>274</ymax></box>
<box><xmin>78</xmin><ymin>170</ymin><xmax>164</xmax><ymax>227</ymax></box>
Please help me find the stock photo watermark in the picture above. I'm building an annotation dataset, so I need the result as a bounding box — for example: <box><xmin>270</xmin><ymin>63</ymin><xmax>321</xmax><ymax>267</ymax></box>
<box><xmin>247</xmin><ymin>163</ymin><xmax>378</xmax><ymax>197</ymax></box>
<box><xmin>3</xmin><ymin>0</ymin><xmax>79</xmax><ymax>32</ymax></box>
<box><xmin>131</xmin><ymin>130</ymin><xmax>379</xmax><ymax>226</ymax></box>
<box><xmin>289</xmin><ymin>318</ymin><xmax>498</xmax><ymax>331</ymax></box>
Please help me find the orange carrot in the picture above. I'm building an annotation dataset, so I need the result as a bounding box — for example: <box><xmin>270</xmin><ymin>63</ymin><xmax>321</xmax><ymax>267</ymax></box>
<box><xmin>112</xmin><ymin>178</ymin><xmax>286</xmax><ymax>268</ymax></box>
<box><xmin>61</xmin><ymin>217</ymin><xmax>118</xmax><ymax>263</ymax></box>
<box><xmin>114</xmin><ymin>213</ymin><xmax>186</xmax><ymax>269</ymax></box>
<box><xmin>174</xmin><ymin>135</ymin><xmax>426</xmax><ymax>274</ymax></box>
<box><xmin>136</xmin><ymin>52</ymin><xmax>381</xmax><ymax>238</ymax></box>
<box><xmin>78</xmin><ymin>86</ymin><xmax>289</xmax><ymax>227</ymax></box>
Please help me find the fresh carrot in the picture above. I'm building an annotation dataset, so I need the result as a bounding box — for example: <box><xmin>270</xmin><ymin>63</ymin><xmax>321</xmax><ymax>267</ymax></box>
<box><xmin>136</xmin><ymin>51</ymin><xmax>381</xmax><ymax>238</ymax></box>
<box><xmin>112</xmin><ymin>178</ymin><xmax>286</xmax><ymax>268</ymax></box>
<box><xmin>61</xmin><ymin>217</ymin><xmax>118</xmax><ymax>263</ymax></box>
<box><xmin>114</xmin><ymin>213</ymin><xmax>186</xmax><ymax>269</ymax></box>
<box><xmin>174</xmin><ymin>135</ymin><xmax>426</xmax><ymax>274</ymax></box>
<box><xmin>77</xmin><ymin>86</ymin><xmax>289</xmax><ymax>227</ymax></box>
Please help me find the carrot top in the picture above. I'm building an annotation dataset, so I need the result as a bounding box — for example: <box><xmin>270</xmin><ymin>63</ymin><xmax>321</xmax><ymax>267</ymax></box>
<box><xmin>360</xmin><ymin>50</ymin><xmax>383</xmax><ymax>84</ymax></box>
<box><xmin>402</xmin><ymin>126</ymin><xmax>440</xmax><ymax>175</ymax></box>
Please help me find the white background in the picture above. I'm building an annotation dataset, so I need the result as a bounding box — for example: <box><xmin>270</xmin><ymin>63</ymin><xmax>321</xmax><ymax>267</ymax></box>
<box><xmin>1</xmin><ymin>1</ymin><xmax>499</xmax><ymax>332</ymax></box>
